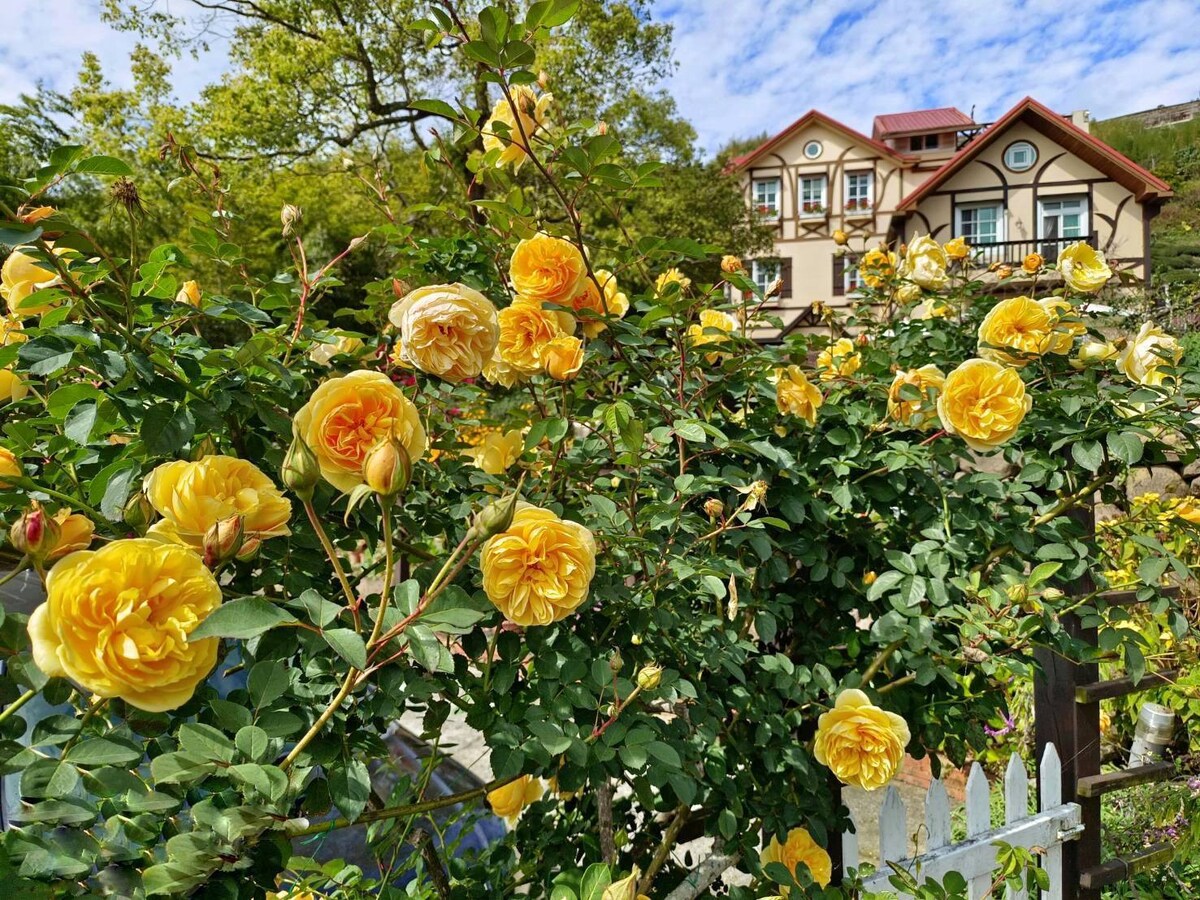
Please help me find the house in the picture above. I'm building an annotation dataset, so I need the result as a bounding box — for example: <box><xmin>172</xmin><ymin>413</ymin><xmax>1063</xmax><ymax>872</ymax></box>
<box><xmin>728</xmin><ymin>97</ymin><xmax>1173</xmax><ymax>338</ymax></box>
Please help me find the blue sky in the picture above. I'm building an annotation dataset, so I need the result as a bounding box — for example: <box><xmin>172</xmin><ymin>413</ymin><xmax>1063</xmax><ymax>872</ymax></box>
<box><xmin>4</xmin><ymin>0</ymin><xmax>1200</xmax><ymax>157</ymax></box>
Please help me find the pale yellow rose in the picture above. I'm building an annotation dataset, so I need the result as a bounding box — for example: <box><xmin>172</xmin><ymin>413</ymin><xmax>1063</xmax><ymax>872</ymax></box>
<box><xmin>816</xmin><ymin>338</ymin><xmax>861</xmax><ymax>381</ymax></box>
<box><xmin>760</xmin><ymin>826</ymin><xmax>833</xmax><ymax>890</ymax></box>
<box><xmin>977</xmin><ymin>296</ymin><xmax>1053</xmax><ymax>366</ymax></box>
<box><xmin>1</xmin><ymin>246</ymin><xmax>64</xmax><ymax>316</ymax></box>
<box><xmin>654</xmin><ymin>268</ymin><xmax>691</xmax><ymax>297</ymax></box>
<box><xmin>943</xmin><ymin>236</ymin><xmax>970</xmax><ymax>261</ymax></box>
<box><xmin>47</xmin><ymin>509</ymin><xmax>94</xmax><ymax>561</ymax></box>
<box><xmin>1038</xmin><ymin>297</ymin><xmax>1086</xmax><ymax>355</ymax></box>
<box><xmin>0</xmin><ymin>316</ymin><xmax>25</xmax><ymax>348</ymax></box>
<box><xmin>900</xmin><ymin>234</ymin><xmax>949</xmax><ymax>289</ymax></box>
<box><xmin>388</xmin><ymin>283</ymin><xmax>499</xmax><ymax>382</ymax></box>
<box><xmin>859</xmin><ymin>247</ymin><xmax>896</xmax><ymax>289</ymax></box>
<box><xmin>775</xmin><ymin>366</ymin><xmax>823</xmax><ymax>426</ymax></box>
<box><xmin>1022</xmin><ymin>252</ymin><xmax>1044</xmax><ymax>273</ymax></box>
<box><xmin>1117</xmin><ymin>322</ymin><xmax>1181</xmax><ymax>387</ymax></box>
<box><xmin>175</xmin><ymin>279</ymin><xmax>202</xmax><ymax>307</ymax></box>
<box><xmin>1057</xmin><ymin>241</ymin><xmax>1112</xmax><ymax>293</ymax></box>
<box><xmin>571</xmin><ymin>269</ymin><xmax>629</xmax><ymax>337</ymax></box>
<box><xmin>28</xmin><ymin>538</ymin><xmax>221</xmax><ymax>712</ymax></box>
<box><xmin>0</xmin><ymin>447</ymin><xmax>21</xmax><ymax>486</ymax></box>
<box><xmin>464</xmin><ymin>429</ymin><xmax>524</xmax><ymax>475</ymax></box>
<box><xmin>482</xmin><ymin>85</ymin><xmax>553</xmax><ymax>170</ymax></box>
<box><xmin>0</xmin><ymin>369</ymin><xmax>29</xmax><ymax>404</ymax></box>
<box><xmin>480</xmin><ymin>504</ymin><xmax>596</xmax><ymax>626</ymax></box>
<box><xmin>1072</xmin><ymin>338</ymin><xmax>1119</xmax><ymax>369</ymax></box>
<box><xmin>497</xmin><ymin>298</ymin><xmax>571</xmax><ymax>374</ymax></box>
<box><xmin>483</xmin><ymin>347</ymin><xmax>527</xmax><ymax>388</ymax></box>
<box><xmin>887</xmin><ymin>365</ymin><xmax>945</xmax><ymax>430</ymax></box>
<box><xmin>814</xmin><ymin>689</ymin><xmax>911</xmax><ymax>791</ymax></box>
<box><xmin>686</xmin><ymin>309</ymin><xmax>737</xmax><ymax>359</ymax></box>
<box><xmin>144</xmin><ymin>455</ymin><xmax>293</xmax><ymax>550</ymax></box>
<box><xmin>294</xmin><ymin>370</ymin><xmax>427</xmax><ymax>493</ymax></box>
<box><xmin>509</xmin><ymin>233</ymin><xmax>587</xmax><ymax>307</ymax></box>
<box><xmin>937</xmin><ymin>358</ymin><xmax>1032</xmax><ymax>451</ymax></box>
<box><xmin>543</xmin><ymin>334</ymin><xmax>584</xmax><ymax>380</ymax></box>
<box><xmin>895</xmin><ymin>282</ymin><xmax>923</xmax><ymax>305</ymax></box>
<box><xmin>486</xmin><ymin>775</ymin><xmax>544</xmax><ymax>823</ymax></box>
<box><xmin>309</xmin><ymin>334</ymin><xmax>366</xmax><ymax>366</ymax></box>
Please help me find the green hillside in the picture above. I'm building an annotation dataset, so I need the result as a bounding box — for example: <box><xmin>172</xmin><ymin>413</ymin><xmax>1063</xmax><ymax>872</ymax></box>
<box><xmin>1094</xmin><ymin>112</ymin><xmax>1200</xmax><ymax>288</ymax></box>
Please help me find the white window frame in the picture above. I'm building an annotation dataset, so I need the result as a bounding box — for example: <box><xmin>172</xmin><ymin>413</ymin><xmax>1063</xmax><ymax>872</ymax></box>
<box><xmin>752</xmin><ymin>178</ymin><xmax>780</xmax><ymax>217</ymax></box>
<box><xmin>799</xmin><ymin>174</ymin><xmax>827</xmax><ymax>216</ymax></box>
<box><xmin>844</xmin><ymin>257</ymin><xmax>862</xmax><ymax>295</ymax></box>
<box><xmin>1037</xmin><ymin>196</ymin><xmax>1089</xmax><ymax>240</ymax></box>
<box><xmin>955</xmin><ymin>201</ymin><xmax>1005</xmax><ymax>245</ymax></box>
<box><xmin>845</xmin><ymin>172</ymin><xmax>874</xmax><ymax>212</ymax></box>
<box><xmin>1004</xmin><ymin>141</ymin><xmax>1038</xmax><ymax>172</ymax></box>
<box><xmin>751</xmin><ymin>259</ymin><xmax>780</xmax><ymax>294</ymax></box>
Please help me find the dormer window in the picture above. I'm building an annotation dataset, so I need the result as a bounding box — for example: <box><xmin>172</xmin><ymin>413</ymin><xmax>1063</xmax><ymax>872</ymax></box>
<box><xmin>908</xmin><ymin>133</ymin><xmax>940</xmax><ymax>151</ymax></box>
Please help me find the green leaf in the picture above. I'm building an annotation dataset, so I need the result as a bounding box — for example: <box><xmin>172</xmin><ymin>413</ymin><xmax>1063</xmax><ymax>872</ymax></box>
<box><xmin>247</xmin><ymin>659</ymin><xmax>290</xmax><ymax>708</ymax></box>
<box><xmin>1137</xmin><ymin>556</ymin><xmax>1168</xmax><ymax>586</ymax></box>
<box><xmin>323</xmin><ymin>628</ymin><xmax>368</xmax><ymax>669</ymax></box>
<box><xmin>1107</xmin><ymin>431</ymin><xmax>1144</xmax><ymax>466</ymax></box>
<box><xmin>18</xmin><ymin>336</ymin><xmax>75</xmax><ymax>376</ymax></box>
<box><xmin>410</xmin><ymin>98</ymin><xmax>459</xmax><ymax>119</ymax></box>
<box><xmin>579</xmin><ymin>863</ymin><xmax>611</xmax><ymax>900</ymax></box>
<box><xmin>178</xmin><ymin>722</ymin><xmax>236</xmax><ymax>763</ymax></box>
<box><xmin>63</xmin><ymin>401</ymin><xmax>98</xmax><ymax>444</ymax></box>
<box><xmin>298</xmin><ymin>588</ymin><xmax>342</xmax><ymax>628</ymax></box>
<box><xmin>190</xmin><ymin>597</ymin><xmax>297</xmax><ymax>640</ymax></box>
<box><xmin>141</xmin><ymin>404</ymin><xmax>196</xmax><ymax>456</ymax></box>
<box><xmin>150</xmin><ymin>751</ymin><xmax>216</xmax><ymax>785</ymax></box>
<box><xmin>235</xmin><ymin>725</ymin><xmax>269</xmax><ymax>762</ymax></box>
<box><xmin>1071</xmin><ymin>439</ymin><xmax>1103</xmax><ymax>472</ymax></box>
<box><xmin>329</xmin><ymin>757</ymin><xmax>371</xmax><ymax>822</ymax></box>
<box><xmin>73</xmin><ymin>155</ymin><xmax>133</xmax><ymax>176</ymax></box>
<box><xmin>65</xmin><ymin>738</ymin><xmax>143</xmax><ymax>767</ymax></box>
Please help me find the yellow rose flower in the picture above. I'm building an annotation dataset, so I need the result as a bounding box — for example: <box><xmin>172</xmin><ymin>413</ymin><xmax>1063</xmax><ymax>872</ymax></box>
<box><xmin>480</xmin><ymin>504</ymin><xmax>596</xmax><ymax>626</ymax></box>
<box><xmin>887</xmin><ymin>365</ymin><xmax>946</xmax><ymax>430</ymax></box>
<box><xmin>900</xmin><ymin>234</ymin><xmax>948</xmax><ymax>290</ymax></box>
<box><xmin>1072</xmin><ymin>338</ymin><xmax>1119</xmax><ymax>369</ymax></box>
<box><xmin>509</xmin><ymin>233</ymin><xmax>587</xmax><ymax>307</ymax></box>
<box><xmin>463</xmin><ymin>428</ymin><xmax>524</xmax><ymax>475</ymax></box>
<box><xmin>686</xmin><ymin>309</ymin><xmax>737</xmax><ymax>359</ymax></box>
<box><xmin>943</xmin><ymin>236</ymin><xmax>970</xmax><ymax>261</ymax></box>
<box><xmin>832</xmin><ymin>229</ymin><xmax>848</xmax><ymax>246</ymax></box>
<box><xmin>0</xmin><ymin>446</ymin><xmax>21</xmax><ymax>486</ymax></box>
<box><xmin>1117</xmin><ymin>322</ymin><xmax>1181</xmax><ymax>387</ymax></box>
<box><xmin>0</xmin><ymin>369</ymin><xmax>29</xmax><ymax>404</ymax></box>
<box><xmin>486</xmin><ymin>775</ymin><xmax>544</xmax><ymax>823</ymax></box>
<box><xmin>0</xmin><ymin>316</ymin><xmax>25</xmax><ymax>347</ymax></box>
<box><xmin>309</xmin><ymin>334</ymin><xmax>366</xmax><ymax>366</ymax></box>
<box><xmin>654</xmin><ymin>267</ymin><xmax>691</xmax><ymax>297</ymax></box>
<box><xmin>937</xmin><ymin>358</ymin><xmax>1032</xmax><ymax>452</ymax></box>
<box><xmin>1</xmin><ymin>246</ymin><xmax>64</xmax><ymax>316</ymax></box>
<box><xmin>47</xmin><ymin>509</ymin><xmax>94</xmax><ymax>561</ymax></box>
<box><xmin>175</xmin><ymin>279</ymin><xmax>202</xmax><ymax>307</ymax></box>
<box><xmin>542</xmin><ymin>334</ymin><xmax>584</xmax><ymax>381</ymax></box>
<box><xmin>720</xmin><ymin>255</ymin><xmax>744</xmax><ymax>274</ymax></box>
<box><xmin>483</xmin><ymin>347</ymin><xmax>527</xmax><ymax>388</ymax></box>
<box><xmin>28</xmin><ymin>538</ymin><xmax>222</xmax><ymax>712</ymax></box>
<box><xmin>1022</xmin><ymin>252</ymin><xmax>1044</xmax><ymax>273</ymax></box>
<box><xmin>760</xmin><ymin>826</ymin><xmax>832</xmax><ymax>890</ymax></box>
<box><xmin>482</xmin><ymin>85</ymin><xmax>553</xmax><ymax>170</ymax></box>
<box><xmin>816</xmin><ymin>338</ymin><xmax>861</xmax><ymax>381</ymax></box>
<box><xmin>858</xmin><ymin>247</ymin><xmax>896</xmax><ymax>290</ymax></box>
<box><xmin>144</xmin><ymin>455</ymin><xmax>292</xmax><ymax>550</ymax></box>
<box><xmin>388</xmin><ymin>283</ymin><xmax>499</xmax><ymax>382</ymax></box>
<box><xmin>571</xmin><ymin>269</ymin><xmax>629</xmax><ymax>337</ymax></box>
<box><xmin>814</xmin><ymin>688</ymin><xmax>911</xmax><ymax>791</ymax></box>
<box><xmin>1038</xmin><ymin>297</ymin><xmax>1086</xmax><ymax>355</ymax></box>
<box><xmin>775</xmin><ymin>366</ymin><xmax>823</xmax><ymax>426</ymax></box>
<box><xmin>497</xmin><ymin>299</ymin><xmax>571</xmax><ymax>374</ymax></box>
<box><xmin>294</xmin><ymin>370</ymin><xmax>427</xmax><ymax>494</ymax></box>
<box><xmin>895</xmin><ymin>282</ymin><xmax>923</xmax><ymax>305</ymax></box>
<box><xmin>1057</xmin><ymin>241</ymin><xmax>1112</xmax><ymax>293</ymax></box>
<box><xmin>976</xmin><ymin>296</ymin><xmax>1053</xmax><ymax>366</ymax></box>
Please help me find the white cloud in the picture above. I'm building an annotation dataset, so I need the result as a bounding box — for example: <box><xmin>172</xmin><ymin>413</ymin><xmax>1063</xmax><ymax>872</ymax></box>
<box><xmin>659</xmin><ymin>0</ymin><xmax>1200</xmax><ymax>154</ymax></box>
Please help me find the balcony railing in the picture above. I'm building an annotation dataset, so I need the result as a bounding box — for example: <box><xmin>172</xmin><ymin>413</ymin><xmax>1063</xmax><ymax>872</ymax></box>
<box><xmin>969</xmin><ymin>233</ymin><xmax>1097</xmax><ymax>267</ymax></box>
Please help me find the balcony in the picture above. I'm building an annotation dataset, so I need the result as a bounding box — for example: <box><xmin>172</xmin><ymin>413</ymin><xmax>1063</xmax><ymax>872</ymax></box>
<box><xmin>968</xmin><ymin>233</ymin><xmax>1097</xmax><ymax>267</ymax></box>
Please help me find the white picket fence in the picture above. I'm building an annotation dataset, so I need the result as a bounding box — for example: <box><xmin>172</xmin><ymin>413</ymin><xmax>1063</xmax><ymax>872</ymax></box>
<box><xmin>844</xmin><ymin>744</ymin><xmax>1083</xmax><ymax>899</ymax></box>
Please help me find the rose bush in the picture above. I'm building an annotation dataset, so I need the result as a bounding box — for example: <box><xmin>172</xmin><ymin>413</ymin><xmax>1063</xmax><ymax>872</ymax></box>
<box><xmin>0</xmin><ymin>5</ymin><xmax>1198</xmax><ymax>899</ymax></box>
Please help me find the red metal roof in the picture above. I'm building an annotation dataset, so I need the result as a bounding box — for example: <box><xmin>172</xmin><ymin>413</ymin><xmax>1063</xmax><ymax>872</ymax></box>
<box><xmin>898</xmin><ymin>96</ymin><xmax>1172</xmax><ymax>209</ymax></box>
<box><xmin>725</xmin><ymin>109</ymin><xmax>908</xmax><ymax>173</ymax></box>
<box><xmin>872</xmin><ymin>107</ymin><xmax>974</xmax><ymax>140</ymax></box>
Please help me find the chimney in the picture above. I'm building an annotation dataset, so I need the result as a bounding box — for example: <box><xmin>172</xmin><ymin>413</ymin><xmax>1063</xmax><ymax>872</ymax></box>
<box><xmin>1070</xmin><ymin>109</ymin><xmax>1091</xmax><ymax>132</ymax></box>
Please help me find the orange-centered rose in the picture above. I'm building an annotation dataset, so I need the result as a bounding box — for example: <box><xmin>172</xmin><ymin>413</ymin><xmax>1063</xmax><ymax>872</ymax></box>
<box><xmin>814</xmin><ymin>688</ymin><xmax>911</xmax><ymax>791</ymax></box>
<box><xmin>294</xmin><ymin>370</ymin><xmax>427</xmax><ymax>493</ymax></box>
<box><xmin>887</xmin><ymin>365</ymin><xmax>945</xmax><ymax>430</ymax></box>
<box><xmin>28</xmin><ymin>538</ymin><xmax>222</xmax><ymax>712</ymax></box>
<box><xmin>144</xmin><ymin>455</ymin><xmax>293</xmax><ymax>550</ymax></box>
<box><xmin>937</xmin><ymin>358</ymin><xmax>1032</xmax><ymax>451</ymax></box>
<box><xmin>977</xmin><ymin>296</ymin><xmax>1054</xmax><ymax>366</ymax></box>
<box><xmin>509</xmin><ymin>233</ymin><xmax>587</xmax><ymax>307</ymax></box>
<box><xmin>760</xmin><ymin>826</ymin><xmax>833</xmax><ymax>890</ymax></box>
<box><xmin>388</xmin><ymin>283</ymin><xmax>499</xmax><ymax>382</ymax></box>
<box><xmin>480</xmin><ymin>504</ymin><xmax>597</xmax><ymax>626</ymax></box>
<box><xmin>497</xmin><ymin>299</ymin><xmax>572</xmax><ymax>374</ymax></box>
<box><xmin>775</xmin><ymin>366</ymin><xmax>823</xmax><ymax>426</ymax></box>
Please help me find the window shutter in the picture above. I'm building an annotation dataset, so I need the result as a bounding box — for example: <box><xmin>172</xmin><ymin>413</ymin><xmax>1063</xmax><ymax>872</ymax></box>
<box><xmin>832</xmin><ymin>255</ymin><xmax>845</xmax><ymax>296</ymax></box>
<box><xmin>779</xmin><ymin>258</ymin><xmax>792</xmax><ymax>299</ymax></box>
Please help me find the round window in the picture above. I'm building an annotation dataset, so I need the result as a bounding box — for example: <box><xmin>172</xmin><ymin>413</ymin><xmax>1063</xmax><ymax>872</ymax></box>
<box><xmin>803</xmin><ymin>140</ymin><xmax>823</xmax><ymax>160</ymax></box>
<box><xmin>1003</xmin><ymin>140</ymin><xmax>1037</xmax><ymax>172</ymax></box>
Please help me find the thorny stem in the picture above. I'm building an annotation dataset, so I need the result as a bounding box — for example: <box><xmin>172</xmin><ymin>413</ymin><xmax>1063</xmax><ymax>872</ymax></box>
<box><xmin>366</xmin><ymin>499</ymin><xmax>396</xmax><ymax>649</ymax></box>
<box><xmin>640</xmin><ymin>804</ymin><xmax>691</xmax><ymax>894</ymax></box>
<box><xmin>303</xmin><ymin>499</ymin><xmax>361</xmax><ymax>632</ymax></box>
<box><xmin>862</xmin><ymin>639</ymin><xmax>905</xmax><ymax>685</ymax></box>
<box><xmin>282</xmin><ymin>668</ymin><xmax>357</xmax><ymax>770</ymax></box>
<box><xmin>0</xmin><ymin>689</ymin><xmax>38</xmax><ymax>727</ymax></box>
